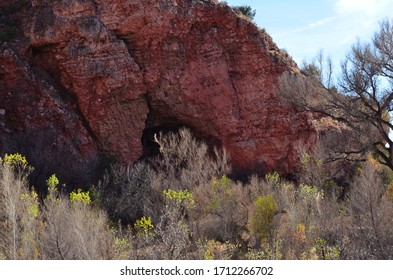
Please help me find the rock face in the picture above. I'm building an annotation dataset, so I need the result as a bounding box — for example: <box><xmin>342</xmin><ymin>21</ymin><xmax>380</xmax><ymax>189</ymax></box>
<box><xmin>1</xmin><ymin>0</ymin><xmax>316</xmax><ymax>180</ymax></box>
<box><xmin>0</xmin><ymin>46</ymin><xmax>100</xmax><ymax>187</ymax></box>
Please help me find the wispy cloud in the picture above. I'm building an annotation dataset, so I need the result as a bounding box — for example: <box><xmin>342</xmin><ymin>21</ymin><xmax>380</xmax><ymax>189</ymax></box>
<box><xmin>307</xmin><ymin>17</ymin><xmax>335</xmax><ymax>29</ymax></box>
<box><xmin>293</xmin><ymin>16</ymin><xmax>335</xmax><ymax>33</ymax></box>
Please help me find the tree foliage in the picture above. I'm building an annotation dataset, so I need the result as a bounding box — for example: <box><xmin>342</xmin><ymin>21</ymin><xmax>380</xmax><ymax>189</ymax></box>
<box><xmin>280</xmin><ymin>19</ymin><xmax>393</xmax><ymax>170</ymax></box>
<box><xmin>249</xmin><ymin>195</ymin><xmax>278</xmax><ymax>245</ymax></box>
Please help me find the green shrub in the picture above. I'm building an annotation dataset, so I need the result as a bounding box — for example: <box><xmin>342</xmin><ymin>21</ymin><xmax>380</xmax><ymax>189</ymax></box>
<box><xmin>46</xmin><ymin>174</ymin><xmax>59</xmax><ymax>189</ymax></box>
<box><xmin>134</xmin><ymin>216</ymin><xmax>155</xmax><ymax>238</ymax></box>
<box><xmin>232</xmin><ymin>5</ymin><xmax>256</xmax><ymax>21</ymax></box>
<box><xmin>70</xmin><ymin>189</ymin><xmax>91</xmax><ymax>205</ymax></box>
<box><xmin>315</xmin><ymin>238</ymin><xmax>340</xmax><ymax>260</ymax></box>
<box><xmin>249</xmin><ymin>195</ymin><xmax>277</xmax><ymax>245</ymax></box>
<box><xmin>163</xmin><ymin>189</ymin><xmax>195</xmax><ymax>209</ymax></box>
<box><xmin>1</xmin><ymin>153</ymin><xmax>34</xmax><ymax>176</ymax></box>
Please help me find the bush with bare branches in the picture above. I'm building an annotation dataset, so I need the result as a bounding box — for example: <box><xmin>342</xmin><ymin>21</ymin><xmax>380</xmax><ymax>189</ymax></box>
<box><xmin>344</xmin><ymin>161</ymin><xmax>393</xmax><ymax>259</ymax></box>
<box><xmin>280</xmin><ymin>19</ymin><xmax>393</xmax><ymax>171</ymax></box>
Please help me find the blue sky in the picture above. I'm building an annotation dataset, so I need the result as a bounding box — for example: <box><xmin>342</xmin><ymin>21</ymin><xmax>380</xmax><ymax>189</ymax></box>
<box><xmin>226</xmin><ymin>0</ymin><xmax>393</xmax><ymax>72</ymax></box>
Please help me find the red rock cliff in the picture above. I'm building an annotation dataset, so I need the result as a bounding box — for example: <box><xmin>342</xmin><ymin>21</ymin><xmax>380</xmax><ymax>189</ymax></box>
<box><xmin>1</xmin><ymin>0</ymin><xmax>316</xmax><ymax>177</ymax></box>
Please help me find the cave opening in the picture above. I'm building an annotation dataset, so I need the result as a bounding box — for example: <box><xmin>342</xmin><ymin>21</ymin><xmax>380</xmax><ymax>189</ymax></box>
<box><xmin>140</xmin><ymin>121</ymin><xmax>183</xmax><ymax>160</ymax></box>
<box><xmin>140</xmin><ymin>121</ymin><xmax>261</xmax><ymax>184</ymax></box>
<box><xmin>140</xmin><ymin>117</ymin><xmax>223</xmax><ymax>163</ymax></box>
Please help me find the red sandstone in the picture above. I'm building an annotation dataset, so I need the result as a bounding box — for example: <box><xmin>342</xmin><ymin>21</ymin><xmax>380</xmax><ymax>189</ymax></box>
<box><xmin>0</xmin><ymin>0</ymin><xmax>317</xmax><ymax>175</ymax></box>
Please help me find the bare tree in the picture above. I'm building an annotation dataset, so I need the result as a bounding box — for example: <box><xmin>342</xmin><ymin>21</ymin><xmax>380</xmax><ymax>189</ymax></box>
<box><xmin>155</xmin><ymin>202</ymin><xmax>191</xmax><ymax>260</ymax></box>
<box><xmin>0</xmin><ymin>164</ymin><xmax>24</xmax><ymax>259</ymax></box>
<box><xmin>19</xmin><ymin>190</ymin><xmax>40</xmax><ymax>259</ymax></box>
<box><xmin>280</xmin><ymin>19</ymin><xmax>393</xmax><ymax>170</ymax></box>
<box><xmin>98</xmin><ymin>162</ymin><xmax>158</xmax><ymax>224</ymax></box>
<box><xmin>41</xmin><ymin>191</ymin><xmax>73</xmax><ymax>260</ymax></box>
<box><xmin>192</xmin><ymin>177</ymin><xmax>249</xmax><ymax>242</ymax></box>
<box><xmin>68</xmin><ymin>202</ymin><xmax>111</xmax><ymax>259</ymax></box>
<box><xmin>153</xmin><ymin>127</ymin><xmax>231</xmax><ymax>190</ymax></box>
<box><xmin>0</xmin><ymin>155</ymin><xmax>34</xmax><ymax>259</ymax></box>
<box><xmin>41</xmin><ymin>186</ymin><xmax>112</xmax><ymax>259</ymax></box>
<box><xmin>345</xmin><ymin>161</ymin><xmax>393</xmax><ymax>259</ymax></box>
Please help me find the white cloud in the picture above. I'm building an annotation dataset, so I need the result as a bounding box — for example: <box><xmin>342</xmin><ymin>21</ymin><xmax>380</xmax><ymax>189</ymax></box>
<box><xmin>335</xmin><ymin>0</ymin><xmax>376</xmax><ymax>15</ymax></box>
<box><xmin>333</xmin><ymin>0</ymin><xmax>393</xmax><ymax>43</ymax></box>
<box><xmin>292</xmin><ymin>17</ymin><xmax>335</xmax><ymax>33</ymax></box>
<box><xmin>307</xmin><ymin>17</ymin><xmax>335</xmax><ymax>29</ymax></box>
<box><xmin>335</xmin><ymin>0</ymin><xmax>393</xmax><ymax>15</ymax></box>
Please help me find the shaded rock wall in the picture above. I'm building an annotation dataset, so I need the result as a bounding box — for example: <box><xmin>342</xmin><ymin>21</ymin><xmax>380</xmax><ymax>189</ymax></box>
<box><xmin>0</xmin><ymin>46</ymin><xmax>99</xmax><ymax>187</ymax></box>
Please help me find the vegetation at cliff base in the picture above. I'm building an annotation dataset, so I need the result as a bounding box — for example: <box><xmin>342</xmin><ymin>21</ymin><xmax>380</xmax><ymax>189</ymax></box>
<box><xmin>2</xmin><ymin>125</ymin><xmax>393</xmax><ymax>259</ymax></box>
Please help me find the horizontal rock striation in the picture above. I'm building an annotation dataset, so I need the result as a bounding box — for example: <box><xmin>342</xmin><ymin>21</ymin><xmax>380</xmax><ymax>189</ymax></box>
<box><xmin>1</xmin><ymin>0</ymin><xmax>316</xmax><ymax>180</ymax></box>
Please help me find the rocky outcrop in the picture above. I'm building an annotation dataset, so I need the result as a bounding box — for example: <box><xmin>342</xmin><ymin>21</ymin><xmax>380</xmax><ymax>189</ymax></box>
<box><xmin>1</xmin><ymin>0</ymin><xmax>316</xmax><ymax>180</ymax></box>
<box><xmin>0</xmin><ymin>46</ymin><xmax>99</xmax><ymax>187</ymax></box>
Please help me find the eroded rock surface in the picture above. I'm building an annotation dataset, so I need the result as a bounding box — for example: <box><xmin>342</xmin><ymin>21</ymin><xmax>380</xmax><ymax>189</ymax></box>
<box><xmin>1</xmin><ymin>0</ymin><xmax>316</xmax><ymax>178</ymax></box>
